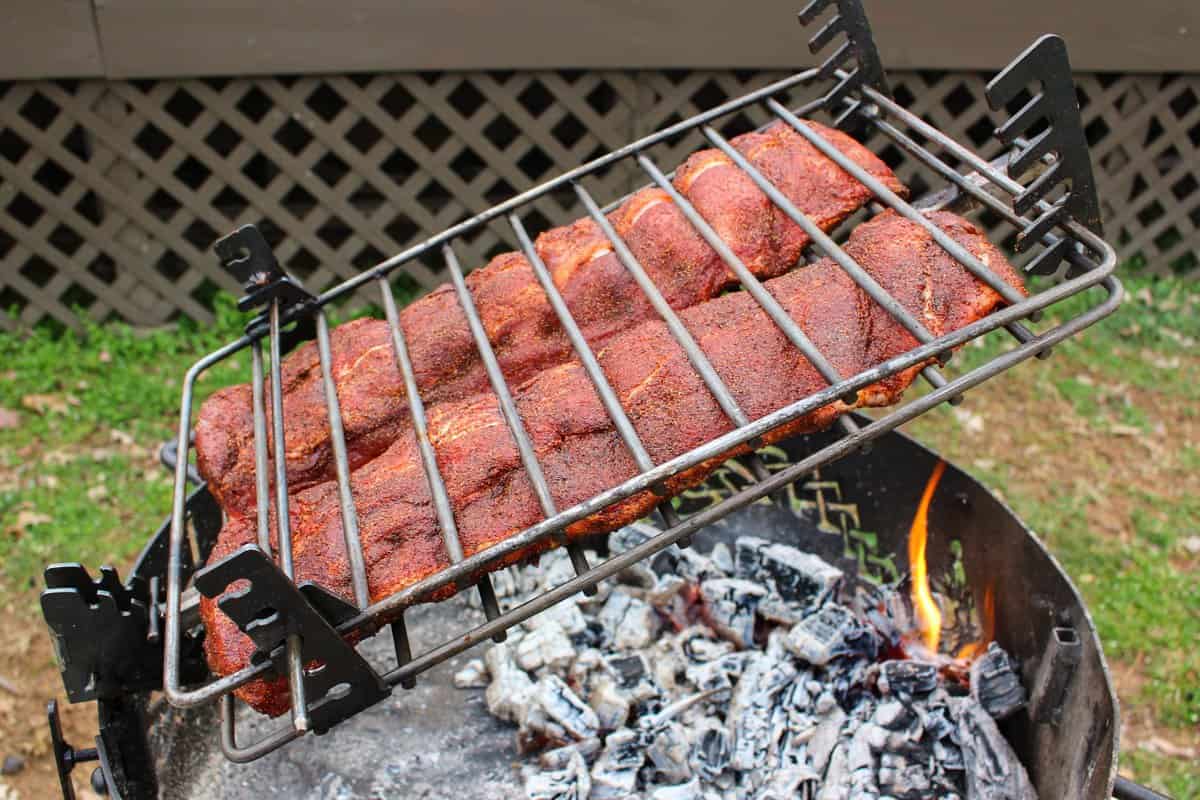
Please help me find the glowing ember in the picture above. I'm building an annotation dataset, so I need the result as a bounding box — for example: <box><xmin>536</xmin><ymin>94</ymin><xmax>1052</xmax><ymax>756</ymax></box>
<box><xmin>908</xmin><ymin>460</ymin><xmax>946</xmax><ymax>653</ymax></box>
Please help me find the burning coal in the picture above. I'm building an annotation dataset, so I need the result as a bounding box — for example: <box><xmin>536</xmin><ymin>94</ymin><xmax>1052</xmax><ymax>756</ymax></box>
<box><xmin>456</xmin><ymin>475</ymin><xmax>1034</xmax><ymax>799</ymax></box>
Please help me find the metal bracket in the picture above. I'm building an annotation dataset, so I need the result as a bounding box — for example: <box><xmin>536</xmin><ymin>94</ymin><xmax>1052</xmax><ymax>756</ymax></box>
<box><xmin>214</xmin><ymin>224</ymin><xmax>315</xmax><ymax>314</ymax></box>
<box><xmin>193</xmin><ymin>545</ymin><xmax>389</xmax><ymax>733</ymax></box>
<box><xmin>798</xmin><ymin>0</ymin><xmax>890</xmax><ymax>128</ymax></box>
<box><xmin>986</xmin><ymin>34</ymin><xmax>1103</xmax><ymax>275</ymax></box>
<box><xmin>42</xmin><ymin>565</ymin><xmax>165</xmax><ymax>702</ymax></box>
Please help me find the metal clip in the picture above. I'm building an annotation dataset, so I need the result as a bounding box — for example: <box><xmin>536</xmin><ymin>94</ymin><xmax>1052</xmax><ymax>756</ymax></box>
<box><xmin>986</xmin><ymin>35</ymin><xmax>1102</xmax><ymax>274</ymax></box>
<box><xmin>193</xmin><ymin>545</ymin><xmax>389</xmax><ymax>733</ymax></box>
<box><xmin>41</xmin><ymin>565</ymin><xmax>164</xmax><ymax>702</ymax></box>
<box><xmin>798</xmin><ymin>0</ymin><xmax>890</xmax><ymax>127</ymax></box>
<box><xmin>214</xmin><ymin>224</ymin><xmax>315</xmax><ymax>313</ymax></box>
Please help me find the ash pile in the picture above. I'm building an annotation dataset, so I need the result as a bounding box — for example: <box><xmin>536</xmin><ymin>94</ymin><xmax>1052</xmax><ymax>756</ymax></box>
<box><xmin>456</xmin><ymin>526</ymin><xmax>1035</xmax><ymax>800</ymax></box>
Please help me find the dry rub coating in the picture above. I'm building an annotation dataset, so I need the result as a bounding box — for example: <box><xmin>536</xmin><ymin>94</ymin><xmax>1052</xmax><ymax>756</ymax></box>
<box><xmin>200</xmin><ymin>211</ymin><xmax>1026</xmax><ymax>715</ymax></box>
<box><xmin>194</xmin><ymin>120</ymin><xmax>905</xmax><ymax>515</ymax></box>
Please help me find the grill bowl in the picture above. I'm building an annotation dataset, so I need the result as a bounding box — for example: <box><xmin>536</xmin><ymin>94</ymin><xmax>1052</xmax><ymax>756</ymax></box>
<box><xmin>147</xmin><ymin>423</ymin><xmax>1117</xmax><ymax>799</ymax></box>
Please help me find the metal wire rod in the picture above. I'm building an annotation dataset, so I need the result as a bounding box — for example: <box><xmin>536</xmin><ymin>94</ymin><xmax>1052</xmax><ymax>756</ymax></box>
<box><xmin>443</xmin><ymin>244</ymin><xmax>593</xmax><ymax>603</ymax></box>
<box><xmin>410</xmin><ymin>253</ymin><xmax>520</xmax><ymax>637</ymax></box>
<box><xmin>508</xmin><ymin>214</ymin><xmax>685</xmax><ymax>561</ymax></box>
<box><xmin>214</xmin><ymin>334</ymin><xmax>310</xmax><ymax>758</ymax></box>
<box><xmin>249</xmin><ymin>342</ymin><xmax>272</xmax><ymax>551</ymax></box>
<box><xmin>444</xmin><ymin>245</ymin><xmax>555</xmax><ymax>516</ymax></box>
<box><xmin>509</xmin><ymin>214</ymin><xmax>657</xmax><ymax>472</ymax></box>
<box><xmin>694</xmin><ymin>127</ymin><xmax>966</xmax><ymax>400</ymax></box>
<box><xmin>220</xmin><ymin>695</ymin><xmax>300</xmax><ymax>763</ymax></box>
<box><xmin>390</xmin><ymin>616</ymin><xmax>416</xmax><ymax>690</ymax></box>
<box><xmin>268</xmin><ymin>301</ymin><xmax>310</xmax><ymax>733</ymax></box>
<box><xmin>315</xmin><ymin>311</ymin><xmax>370</xmax><ymax>610</ymax></box>
<box><xmin>379</xmin><ymin>281</ymin><xmax>469</xmax><ymax>565</ymax></box>
<box><xmin>767</xmin><ymin>98</ymin><xmax>1039</xmax><ymax>342</ymax></box>
<box><xmin>634</xmin><ymin>152</ymin><xmax>911</xmax><ymax>416</ymax></box>
<box><xmin>571</xmin><ymin>181</ymin><xmax>818</xmax><ymax>475</ymax></box>
<box><xmin>379</xmin><ymin>274</ymin><xmax>485</xmax><ymax>670</ymax></box>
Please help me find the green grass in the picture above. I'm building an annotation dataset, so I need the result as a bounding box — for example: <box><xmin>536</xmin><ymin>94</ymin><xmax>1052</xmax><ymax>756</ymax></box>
<box><xmin>0</xmin><ymin>297</ymin><xmax>247</xmax><ymax>592</ymax></box>
<box><xmin>1</xmin><ymin>273</ymin><xmax>1197</xmax><ymax>794</ymax></box>
<box><xmin>0</xmin><ymin>293</ymin><xmax>396</xmax><ymax>591</ymax></box>
<box><xmin>1030</xmin><ymin>490</ymin><xmax>1199</xmax><ymax>727</ymax></box>
<box><xmin>1123</xmin><ymin>750</ymin><xmax>1200</xmax><ymax>799</ymax></box>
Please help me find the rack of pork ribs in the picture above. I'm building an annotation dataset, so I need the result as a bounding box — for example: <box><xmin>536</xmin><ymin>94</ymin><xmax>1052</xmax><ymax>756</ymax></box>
<box><xmin>193</xmin><ymin>119</ymin><xmax>1027</xmax><ymax>716</ymax></box>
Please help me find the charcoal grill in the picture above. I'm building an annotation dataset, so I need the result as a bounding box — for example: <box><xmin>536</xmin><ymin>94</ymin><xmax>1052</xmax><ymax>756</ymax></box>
<box><xmin>40</xmin><ymin>1</ymin><xmax>1165</xmax><ymax>797</ymax></box>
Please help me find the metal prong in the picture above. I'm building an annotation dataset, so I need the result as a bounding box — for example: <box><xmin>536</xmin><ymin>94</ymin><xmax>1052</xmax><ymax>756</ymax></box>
<box><xmin>476</xmin><ymin>578</ymin><xmax>508</xmax><ymax>643</ymax></box>
<box><xmin>391</xmin><ymin>616</ymin><xmax>416</xmax><ymax>690</ymax></box>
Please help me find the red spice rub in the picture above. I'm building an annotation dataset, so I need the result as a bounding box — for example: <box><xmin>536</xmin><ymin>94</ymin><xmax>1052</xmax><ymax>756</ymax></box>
<box><xmin>201</xmin><ymin>211</ymin><xmax>1026</xmax><ymax>716</ymax></box>
<box><xmin>194</xmin><ymin>120</ymin><xmax>905</xmax><ymax>515</ymax></box>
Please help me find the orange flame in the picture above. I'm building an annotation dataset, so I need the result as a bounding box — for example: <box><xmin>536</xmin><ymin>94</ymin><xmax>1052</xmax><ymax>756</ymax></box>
<box><xmin>956</xmin><ymin>583</ymin><xmax>997</xmax><ymax>661</ymax></box>
<box><xmin>908</xmin><ymin>460</ymin><xmax>946</xmax><ymax>653</ymax></box>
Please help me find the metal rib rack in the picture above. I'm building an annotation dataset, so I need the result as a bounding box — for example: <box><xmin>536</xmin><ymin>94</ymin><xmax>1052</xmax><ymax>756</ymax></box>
<box><xmin>161</xmin><ymin>31</ymin><xmax>1122</xmax><ymax>762</ymax></box>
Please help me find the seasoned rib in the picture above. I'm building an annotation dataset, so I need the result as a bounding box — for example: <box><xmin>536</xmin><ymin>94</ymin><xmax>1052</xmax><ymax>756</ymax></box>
<box><xmin>195</xmin><ymin>120</ymin><xmax>905</xmax><ymax>515</ymax></box>
<box><xmin>201</xmin><ymin>211</ymin><xmax>1026</xmax><ymax>716</ymax></box>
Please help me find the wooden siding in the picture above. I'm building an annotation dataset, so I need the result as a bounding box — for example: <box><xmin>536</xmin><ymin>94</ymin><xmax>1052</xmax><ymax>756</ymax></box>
<box><xmin>1</xmin><ymin>1</ymin><xmax>1197</xmax><ymax>81</ymax></box>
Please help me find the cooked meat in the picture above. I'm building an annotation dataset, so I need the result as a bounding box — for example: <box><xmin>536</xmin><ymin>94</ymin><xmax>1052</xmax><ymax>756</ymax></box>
<box><xmin>200</xmin><ymin>211</ymin><xmax>1026</xmax><ymax>716</ymax></box>
<box><xmin>194</xmin><ymin>120</ymin><xmax>905</xmax><ymax>515</ymax></box>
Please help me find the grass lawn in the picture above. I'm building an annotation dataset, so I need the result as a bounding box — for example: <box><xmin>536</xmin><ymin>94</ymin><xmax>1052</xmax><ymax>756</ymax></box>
<box><xmin>1</xmin><ymin>274</ymin><xmax>1196</xmax><ymax>796</ymax></box>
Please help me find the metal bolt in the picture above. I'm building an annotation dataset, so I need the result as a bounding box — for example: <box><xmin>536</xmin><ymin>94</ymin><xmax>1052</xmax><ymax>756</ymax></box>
<box><xmin>90</xmin><ymin>766</ymin><xmax>109</xmax><ymax>795</ymax></box>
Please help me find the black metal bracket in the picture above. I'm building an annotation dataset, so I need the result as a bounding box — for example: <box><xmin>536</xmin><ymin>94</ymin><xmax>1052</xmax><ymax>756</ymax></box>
<box><xmin>215</xmin><ymin>224</ymin><xmax>315</xmax><ymax>314</ymax></box>
<box><xmin>193</xmin><ymin>545</ymin><xmax>389</xmax><ymax>733</ymax></box>
<box><xmin>42</xmin><ymin>565</ymin><xmax>164</xmax><ymax>702</ymax></box>
<box><xmin>986</xmin><ymin>34</ymin><xmax>1103</xmax><ymax>275</ymax></box>
<box><xmin>797</xmin><ymin>0</ymin><xmax>891</xmax><ymax>128</ymax></box>
<box><xmin>214</xmin><ymin>223</ymin><xmax>319</xmax><ymax>351</ymax></box>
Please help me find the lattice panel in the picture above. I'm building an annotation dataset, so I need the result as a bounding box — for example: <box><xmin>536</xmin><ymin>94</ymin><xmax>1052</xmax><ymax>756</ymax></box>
<box><xmin>0</xmin><ymin>69</ymin><xmax>1196</xmax><ymax>330</ymax></box>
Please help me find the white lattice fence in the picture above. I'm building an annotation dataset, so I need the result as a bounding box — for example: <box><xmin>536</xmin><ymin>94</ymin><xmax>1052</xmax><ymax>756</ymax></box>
<box><xmin>0</xmin><ymin>70</ymin><xmax>1196</xmax><ymax>330</ymax></box>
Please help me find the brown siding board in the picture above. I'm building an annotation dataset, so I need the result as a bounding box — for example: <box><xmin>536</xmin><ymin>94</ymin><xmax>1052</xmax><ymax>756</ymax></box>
<box><xmin>89</xmin><ymin>1</ymin><xmax>1199</xmax><ymax>80</ymax></box>
<box><xmin>1</xmin><ymin>0</ymin><xmax>104</xmax><ymax>79</ymax></box>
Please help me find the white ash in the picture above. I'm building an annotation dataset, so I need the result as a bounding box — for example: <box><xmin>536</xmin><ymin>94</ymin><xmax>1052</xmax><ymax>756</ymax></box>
<box><xmin>453</xmin><ymin>532</ymin><xmax>1037</xmax><ymax>799</ymax></box>
<box><xmin>518</xmin><ymin>623</ymin><xmax>577</xmax><ymax>674</ymax></box>
<box><xmin>699</xmin><ymin>579</ymin><xmax>768</xmax><ymax>649</ymax></box>
<box><xmin>524</xmin><ymin>746</ymin><xmax>591</xmax><ymax>800</ymax></box>
<box><xmin>452</xmin><ymin>658</ymin><xmax>489</xmax><ymax>689</ymax></box>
